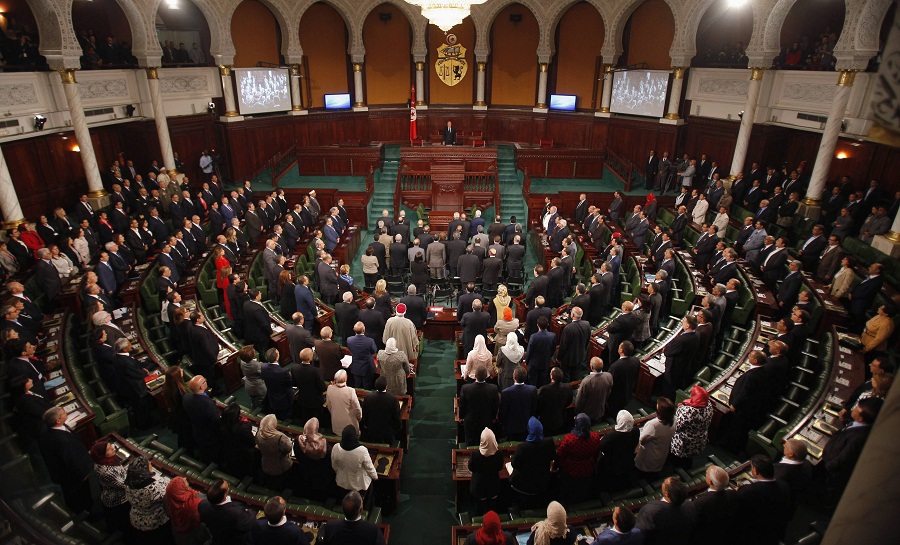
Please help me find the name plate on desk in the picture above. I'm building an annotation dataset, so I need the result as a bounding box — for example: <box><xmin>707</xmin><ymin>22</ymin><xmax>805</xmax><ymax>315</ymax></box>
<box><xmin>645</xmin><ymin>358</ymin><xmax>664</xmax><ymax>376</ymax></box>
<box><xmin>792</xmin><ymin>434</ymin><xmax>823</xmax><ymax>459</ymax></box>
<box><xmin>712</xmin><ymin>390</ymin><xmax>730</xmax><ymax>405</ymax></box>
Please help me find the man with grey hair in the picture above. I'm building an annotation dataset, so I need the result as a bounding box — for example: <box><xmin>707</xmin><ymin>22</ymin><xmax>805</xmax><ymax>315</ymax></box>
<box><xmin>690</xmin><ymin>465</ymin><xmax>738</xmax><ymax>544</ymax></box>
<box><xmin>399</xmin><ymin>284</ymin><xmax>427</xmax><ymax>330</ymax></box>
<box><xmin>575</xmin><ymin>356</ymin><xmax>612</xmax><ymax>422</ymax></box>
<box><xmin>335</xmin><ymin>291</ymin><xmax>360</xmax><ymax>346</ymax></box>
<box><xmin>558</xmin><ymin>306</ymin><xmax>591</xmax><ymax>380</ymax></box>
<box><xmin>35</xmin><ymin>247</ymin><xmax>63</xmax><ymax>302</ymax></box>
<box><xmin>39</xmin><ymin>407</ymin><xmax>94</xmax><ymax>512</ymax></box>
<box><xmin>114</xmin><ymin>337</ymin><xmax>153</xmax><ymax>428</ymax></box>
<box><xmin>319</xmin><ymin>491</ymin><xmax>385</xmax><ymax>544</ymax></box>
<box><xmin>389</xmin><ymin>234</ymin><xmax>408</xmax><ymax>275</ymax></box>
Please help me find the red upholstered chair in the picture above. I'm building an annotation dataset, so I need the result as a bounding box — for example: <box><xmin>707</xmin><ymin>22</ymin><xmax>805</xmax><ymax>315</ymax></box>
<box><xmin>471</xmin><ymin>130</ymin><xmax>483</xmax><ymax>138</ymax></box>
<box><xmin>473</xmin><ymin>139</ymin><xmax>486</xmax><ymax>147</ymax></box>
<box><xmin>539</xmin><ymin>139</ymin><xmax>554</xmax><ymax>149</ymax></box>
<box><xmin>411</xmin><ymin>138</ymin><xmax>424</xmax><ymax>147</ymax></box>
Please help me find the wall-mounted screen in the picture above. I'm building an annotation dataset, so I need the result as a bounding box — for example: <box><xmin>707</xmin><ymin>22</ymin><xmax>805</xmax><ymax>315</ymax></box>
<box><xmin>234</xmin><ymin>68</ymin><xmax>291</xmax><ymax>115</ymax></box>
<box><xmin>549</xmin><ymin>94</ymin><xmax>577</xmax><ymax>111</ymax></box>
<box><xmin>610</xmin><ymin>70</ymin><xmax>670</xmax><ymax>118</ymax></box>
<box><xmin>324</xmin><ymin>93</ymin><xmax>352</xmax><ymax>110</ymax></box>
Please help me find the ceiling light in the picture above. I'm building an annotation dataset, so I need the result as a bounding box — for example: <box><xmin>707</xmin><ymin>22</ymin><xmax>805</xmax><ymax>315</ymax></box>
<box><xmin>405</xmin><ymin>1</ymin><xmax>486</xmax><ymax>32</ymax></box>
<box><xmin>727</xmin><ymin>0</ymin><xmax>748</xmax><ymax>7</ymax></box>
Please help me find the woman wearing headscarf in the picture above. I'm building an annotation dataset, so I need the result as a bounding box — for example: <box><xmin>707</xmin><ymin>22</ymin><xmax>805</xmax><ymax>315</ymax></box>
<box><xmin>124</xmin><ymin>456</ymin><xmax>174</xmax><ymax>544</ymax></box>
<box><xmin>670</xmin><ymin>385</ymin><xmax>714</xmax><ymax>469</ymax></box>
<box><xmin>467</xmin><ymin>427</ymin><xmax>504</xmax><ymax>515</ymax></box>
<box><xmin>496</xmin><ymin>332</ymin><xmax>525</xmax><ymax>391</ymax></box>
<box><xmin>255</xmin><ymin>414</ymin><xmax>294</xmax><ymax>488</ymax></box>
<box><xmin>635</xmin><ymin>397</ymin><xmax>676</xmax><ymax>479</ymax></box>
<box><xmin>556</xmin><ymin>414</ymin><xmax>602</xmax><ymax>506</ymax></box>
<box><xmin>631</xmin><ymin>294</ymin><xmax>652</xmax><ymax>347</ymax></box>
<box><xmin>165</xmin><ymin>477</ymin><xmax>210</xmax><ymax>544</ymax></box>
<box><xmin>293</xmin><ymin>417</ymin><xmax>337</xmax><ymax>501</ymax></box>
<box><xmin>377</xmin><ymin>337</ymin><xmax>411</xmax><ymax>396</ymax></box>
<box><xmin>466</xmin><ymin>334</ymin><xmax>496</xmax><ymax>381</ymax></box>
<box><xmin>491</xmin><ymin>284</ymin><xmax>513</xmax><ymax>323</ymax></box>
<box><xmin>90</xmin><ymin>440</ymin><xmax>130</xmax><ymax>535</ymax></box>
<box><xmin>526</xmin><ymin>501</ymin><xmax>574</xmax><ymax>545</ymax></box>
<box><xmin>644</xmin><ymin>193</ymin><xmax>658</xmax><ymax>222</ymax></box>
<box><xmin>492</xmin><ymin>307</ymin><xmax>519</xmax><ymax>355</ymax></box>
<box><xmin>463</xmin><ymin>510</ymin><xmax>516</xmax><ymax>545</ymax></box>
<box><xmin>509</xmin><ymin>417</ymin><xmax>557</xmax><ymax>508</ymax></box>
<box><xmin>331</xmin><ymin>425</ymin><xmax>378</xmax><ymax>494</ymax></box>
<box><xmin>597</xmin><ymin>410</ymin><xmax>639</xmax><ymax>492</ymax></box>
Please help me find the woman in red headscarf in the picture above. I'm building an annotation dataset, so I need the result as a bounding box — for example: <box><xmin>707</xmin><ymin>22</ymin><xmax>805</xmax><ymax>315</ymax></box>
<box><xmin>670</xmin><ymin>384</ymin><xmax>714</xmax><ymax>469</ymax></box>
<box><xmin>165</xmin><ymin>477</ymin><xmax>210</xmax><ymax>544</ymax></box>
<box><xmin>644</xmin><ymin>192</ymin><xmax>658</xmax><ymax>222</ymax></box>
<box><xmin>464</xmin><ymin>510</ymin><xmax>516</xmax><ymax>545</ymax></box>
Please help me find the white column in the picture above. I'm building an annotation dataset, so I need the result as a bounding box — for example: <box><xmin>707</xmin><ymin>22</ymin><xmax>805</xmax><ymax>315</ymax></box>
<box><xmin>0</xmin><ymin>144</ymin><xmax>25</xmax><ymax>228</ymax></box>
<box><xmin>807</xmin><ymin>70</ymin><xmax>856</xmax><ymax>208</ymax></box>
<box><xmin>290</xmin><ymin>64</ymin><xmax>303</xmax><ymax>109</ymax></box>
<box><xmin>59</xmin><ymin>69</ymin><xmax>105</xmax><ymax>197</ymax></box>
<box><xmin>664</xmin><ymin>67</ymin><xmax>685</xmax><ymax>121</ymax></box>
<box><xmin>730</xmin><ymin>68</ymin><xmax>765</xmax><ymax>176</ymax></box>
<box><xmin>145</xmin><ymin>68</ymin><xmax>177</xmax><ymax>176</ymax></box>
<box><xmin>415</xmin><ymin>62</ymin><xmax>426</xmax><ymax>107</ymax></box>
<box><xmin>352</xmin><ymin>62</ymin><xmax>366</xmax><ymax>110</ymax></box>
<box><xmin>597</xmin><ymin>64</ymin><xmax>613</xmax><ymax>117</ymax></box>
<box><xmin>219</xmin><ymin>65</ymin><xmax>241</xmax><ymax>120</ymax></box>
<box><xmin>535</xmin><ymin>62</ymin><xmax>549</xmax><ymax>111</ymax></box>
<box><xmin>872</xmin><ymin>200</ymin><xmax>900</xmax><ymax>257</ymax></box>
<box><xmin>474</xmin><ymin>61</ymin><xmax>487</xmax><ymax>110</ymax></box>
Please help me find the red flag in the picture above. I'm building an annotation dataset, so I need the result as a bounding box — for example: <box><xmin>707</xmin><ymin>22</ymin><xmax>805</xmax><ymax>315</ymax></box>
<box><xmin>410</xmin><ymin>86</ymin><xmax>418</xmax><ymax>142</ymax></box>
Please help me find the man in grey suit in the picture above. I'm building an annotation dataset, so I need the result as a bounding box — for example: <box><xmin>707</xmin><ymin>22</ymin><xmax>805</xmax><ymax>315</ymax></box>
<box><xmin>816</xmin><ymin>235</ymin><xmax>844</xmax><ymax>282</ymax></box>
<box><xmin>574</xmin><ymin>357</ymin><xmax>613</xmax><ymax>423</ymax></box>
<box><xmin>285</xmin><ymin>313</ymin><xmax>315</xmax><ymax>364</ymax></box>
<box><xmin>629</xmin><ymin>211</ymin><xmax>650</xmax><ymax>251</ymax></box>
<box><xmin>858</xmin><ymin>206</ymin><xmax>890</xmax><ymax>243</ymax></box>
<box><xmin>679</xmin><ymin>159</ymin><xmax>697</xmax><ymax>189</ymax></box>
<box><xmin>316</xmin><ymin>254</ymin><xmax>340</xmax><ymax>304</ymax></box>
<box><xmin>263</xmin><ymin>239</ymin><xmax>281</xmax><ymax>299</ymax></box>
<box><xmin>742</xmin><ymin>221</ymin><xmax>769</xmax><ymax>263</ymax></box>
<box><xmin>608</xmin><ymin>191</ymin><xmax>624</xmax><ymax>224</ymax></box>
<box><xmin>244</xmin><ymin>202</ymin><xmax>264</xmax><ymax>241</ymax></box>
<box><xmin>624</xmin><ymin>204</ymin><xmax>642</xmax><ymax>233</ymax></box>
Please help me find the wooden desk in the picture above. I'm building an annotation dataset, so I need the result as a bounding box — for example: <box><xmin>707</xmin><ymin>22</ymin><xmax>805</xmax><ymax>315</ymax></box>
<box><xmin>424</xmin><ymin>306</ymin><xmax>459</xmax><ymax>341</ymax></box>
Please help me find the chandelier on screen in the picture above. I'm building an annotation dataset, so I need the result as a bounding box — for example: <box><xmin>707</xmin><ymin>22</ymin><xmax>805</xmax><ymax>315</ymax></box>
<box><xmin>405</xmin><ymin>0</ymin><xmax>486</xmax><ymax>32</ymax></box>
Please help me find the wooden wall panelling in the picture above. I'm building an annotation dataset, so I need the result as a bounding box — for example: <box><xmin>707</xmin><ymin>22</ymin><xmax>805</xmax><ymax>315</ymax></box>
<box><xmin>6</xmin><ymin>133</ymin><xmax>89</xmax><ymax>220</ymax></box>
<box><xmin>367</xmin><ymin>110</ymin><xmax>408</xmax><ymax>142</ymax></box>
<box><xmin>543</xmin><ymin>113</ymin><xmax>594</xmax><ymax>148</ymax></box>
<box><xmin>168</xmin><ymin>115</ymin><xmax>215</xmax><ymax>183</ymax></box>
<box><xmin>681</xmin><ymin>116</ymin><xmax>739</xmax><ymax>170</ymax></box>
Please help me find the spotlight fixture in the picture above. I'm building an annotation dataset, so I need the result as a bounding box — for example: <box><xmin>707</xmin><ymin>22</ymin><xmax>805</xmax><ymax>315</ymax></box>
<box><xmin>207</xmin><ymin>101</ymin><xmax>216</xmax><ymax>115</ymax></box>
<box><xmin>738</xmin><ymin>110</ymin><xmax>744</xmax><ymax>119</ymax></box>
<box><xmin>509</xmin><ymin>13</ymin><xmax>522</xmax><ymax>23</ymax></box>
<box><xmin>379</xmin><ymin>12</ymin><xmax>392</xmax><ymax>22</ymax></box>
<box><xmin>33</xmin><ymin>115</ymin><xmax>46</xmax><ymax>131</ymax></box>
<box><xmin>125</xmin><ymin>104</ymin><xmax>135</xmax><ymax>117</ymax></box>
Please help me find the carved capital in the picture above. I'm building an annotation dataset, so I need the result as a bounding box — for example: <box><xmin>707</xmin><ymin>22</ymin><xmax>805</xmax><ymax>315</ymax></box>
<box><xmin>539</xmin><ymin>63</ymin><xmax>549</xmax><ymax>73</ymax></box>
<box><xmin>415</xmin><ymin>62</ymin><xmax>425</xmax><ymax>71</ymax></box>
<box><xmin>672</xmin><ymin>67</ymin><xmax>685</xmax><ymax>79</ymax></box>
<box><xmin>145</xmin><ymin>67</ymin><xmax>159</xmax><ymax>80</ymax></box>
<box><xmin>750</xmin><ymin>68</ymin><xmax>765</xmax><ymax>81</ymax></box>
<box><xmin>838</xmin><ymin>70</ymin><xmax>858</xmax><ymax>87</ymax></box>
<box><xmin>57</xmin><ymin>69</ymin><xmax>77</xmax><ymax>84</ymax></box>
<box><xmin>353</xmin><ymin>63</ymin><xmax>364</xmax><ymax>73</ymax></box>
<box><xmin>290</xmin><ymin>64</ymin><xmax>301</xmax><ymax>76</ymax></box>
<box><xmin>218</xmin><ymin>65</ymin><xmax>232</xmax><ymax>77</ymax></box>
<box><xmin>477</xmin><ymin>62</ymin><xmax>486</xmax><ymax>72</ymax></box>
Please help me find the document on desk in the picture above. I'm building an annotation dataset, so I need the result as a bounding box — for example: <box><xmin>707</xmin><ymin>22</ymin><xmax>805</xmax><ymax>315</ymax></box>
<box><xmin>645</xmin><ymin>358</ymin><xmax>665</xmax><ymax>376</ymax></box>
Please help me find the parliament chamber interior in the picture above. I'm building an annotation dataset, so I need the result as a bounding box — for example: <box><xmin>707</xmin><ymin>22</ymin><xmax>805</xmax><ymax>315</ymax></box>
<box><xmin>0</xmin><ymin>0</ymin><xmax>898</xmax><ymax>544</ymax></box>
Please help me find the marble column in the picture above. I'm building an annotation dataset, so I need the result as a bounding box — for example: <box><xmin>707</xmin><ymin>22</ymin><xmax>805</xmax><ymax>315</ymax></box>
<box><xmin>535</xmin><ymin>63</ymin><xmax>549</xmax><ymax>110</ymax></box>
<box><xmin>730</xmin><ymin>68</ymin><xmax>765</xmax><ymax>176</ymax></box>
<box><xmin>415</xmin><ymin>62</ymin><xmax>426</xmax><ymax>106</ymax></box>
<box><xmin>474</xmin><ymin>62</ymin><xmax>487</xmax><ymax>109</ymax></box>
<box><xmin>145</xmin><ymin>68</ymin><xmax>177</xmax><ymax>176</ymax></box>
<box><xmin>598</xmin><ymin>65</ymin><xmax>613</xmax><ymax>115</ymax></box>
<box><xmin>58</xmin><ymin>69</ymin><xmax>105</xmax><ymax>197</ymax></box>
<box><xmin>872</xmin><ymin>201</ymin><xmax>900</xmax><ymax>257</ymax></box>
<box><xmin>806</xmin><ymin>70</ymin><xmax>856</xmax><ymax>208</ymax></box>
<box><xmin>219</xmin><ymin>65</ymin><xmax>239</xmax><ymax>117</ymax></box>
<box><xmin>352</xmin><ymin>63</ymin><xmax>365</xmax><ymax>108</ymax></box>
<box><xmin>664</xmin><ymin>67</ymin><xmax>685</xmax><ymax>120</ymax></box>
<box><xmin>289</xmin><ymin>64</ymin><xmax>303</xmax><ymax>110</ymax></box>
<box><xmin>0</xmin><ymin>144</ymin><xmax>25</xmax><ymax>228</ymax></box>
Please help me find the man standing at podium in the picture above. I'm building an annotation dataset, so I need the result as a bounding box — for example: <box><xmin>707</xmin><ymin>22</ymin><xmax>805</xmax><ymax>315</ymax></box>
<box><xmin>442</xmin><ymin>120</ymin><xmax>456</xmax><ymax>145</ymax></box>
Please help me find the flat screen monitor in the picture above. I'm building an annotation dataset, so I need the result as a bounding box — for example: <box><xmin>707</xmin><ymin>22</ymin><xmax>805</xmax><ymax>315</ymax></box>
<box><xmin>610</xmin><ymin>70</ymin><xmax>670</xmax><ymax>118</ymax></box>
<box><xmin>324</xmin><ymin>93</ymin><xmax>352</xmax><ymax>110</ymax></box>
<box><xmin>549</xmin><ymin>94</ymin><xmax>577</xmax><ymax>111</ymax></box>
<box><xmin>234</xmin><ymin>68</ymin><xmax>291</xmax><ymax>115</ymax></box>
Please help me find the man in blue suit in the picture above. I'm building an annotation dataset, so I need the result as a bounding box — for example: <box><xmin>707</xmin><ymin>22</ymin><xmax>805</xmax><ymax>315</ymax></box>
<box><xmin>469</xmin><ymin>209</ymin><xmax>485</xmax><ymax>238</ymax></box>
<box><xmin>183</xmin><ymin>375</ymin><xmax>221</xmax><ymax>463</ymax></box>
<box><xmin>848</xmin><ymin>263</ymin><xmax>885</xmax><ymax>332</ymax></box>
<box><xmin>157</xmin><ymin>245</ymin><xmax>181</xmax><ymax>283</ymax></box>
<box><xmin>347</xmin><ymin>322</ymin><xmax>377</xmax><ymax>390</ymax></box>
<box><xmin>96</xmin><ymin>252</ymin><xmax>119</xmax><ymax>294</ymax></box>
<box><xmin>294</xmin><ymin>275</ymin><xmax>317</xmax><ymax>331</ymax></box>
<box><xmin>220</xmin><ymin>196</ymin><xmax>236</xmax><ymax>223</ymax></box>
<box><xmin>324</xmin><ymin>217</ymin><xmax>340</xmax><ymax>252</ymax></box>
<box><xmin>525</xmin><ymin>316</ymin><xmax>556</xmax><ymax>388</ymax></box>
<box><xmin>499</xmin><ymin>367</ymin><xmax>537</xmax><ymax>441</ymax></box>
<box><xmin>260</xmin><ymin>356</ymin><xmax>293</xmax><ymax>420</ymax></box>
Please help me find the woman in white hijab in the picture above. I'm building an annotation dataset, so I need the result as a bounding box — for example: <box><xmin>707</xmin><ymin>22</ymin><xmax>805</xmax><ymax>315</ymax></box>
<box><xmin>376</xmin><ymin>337</ymin><xmax>410</xmax><ymax>395</ymax></box>
<box><xmin>255</xmin><ymin>414</ymin><xmax>293</xmax><ymax>488</ymax></box>
<box><xmin>496</xmin><ymin>332</ymin><xmax>525</xmax><ymax>391</ymax></box>
<box><xmin>466</xmin><ymin>334</ymin><xmax>496</xmax><ymax>380</ymax></box>
<box><xmin>527</xmin><ymin>501</ymin><xmax>570</xmax><ymax>545</ymax></box>
<box><xmin>467</xmin><ymin>427</ymin><xmax>504</xmax><ymax>515</ymax></box>
<box><xmin>596</xmin><ymin>410</ymin><xmax>640</xmax><ymax>492</ymax></box>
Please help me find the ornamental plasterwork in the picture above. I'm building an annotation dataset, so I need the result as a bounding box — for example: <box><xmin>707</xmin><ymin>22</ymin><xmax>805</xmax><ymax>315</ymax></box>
<box><xmin>781</xmin><ymin>83</ymin><xmax>837</xmax><ymax>103</ymax></box>
<box><xmin>0</xmin><ymin>84</ymin><xmax>40</xmax><ymax>107</ymax></box>
<box><xmin>698</xmin><ymin>79</ymin><xmax>750</xmax><ymax>97</ymax></box>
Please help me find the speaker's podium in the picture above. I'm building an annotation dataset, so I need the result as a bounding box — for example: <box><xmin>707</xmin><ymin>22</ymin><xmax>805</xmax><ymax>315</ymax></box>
<box><xmin>397</xmin><ymin>145</ymin><xmax>499</xmax><ymax>232</ymax></box>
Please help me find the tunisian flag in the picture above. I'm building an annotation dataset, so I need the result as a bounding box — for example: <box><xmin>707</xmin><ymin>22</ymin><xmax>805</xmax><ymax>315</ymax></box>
<box><xmin>410</xmin><ymin>86</ymin><xmax>418</xmax><ymax>141</ymax></box>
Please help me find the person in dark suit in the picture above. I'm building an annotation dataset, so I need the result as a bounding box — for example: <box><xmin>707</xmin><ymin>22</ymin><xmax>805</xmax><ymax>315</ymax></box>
<box><xmin>692</xmin><ymin>225</ymin><xmax>720</xmax><ymax>270</ymax></box>
<box><xmin>821</xmin><ymin>397</ymin><xmax>882</xmax><ymax>508</ymax></box>
<box><xmin>243</xmin><ymin>289</ymin><xmax>272</xmax><ymax>355</ymax></box>
<box><xmin>334</xmin><ymin>291</ymin><xmax>360</xmax><ymax>346</ymax></box>
<box><xmin>525</xmin><ymin>265</ymin><xmax>549</xmax><ymax>307</ymax></box>
<box><xmin>606</xmin><ymin>341</ymin><xmax>640</xmax><ymax>415</ymax></box>
<box><xmin>291</xmin><ymin>347</ymin><xmax>326</xmax><ymax>423</ymax></box>
<box><xmin>636</xmin><ymin>477</ymin><xmax>696</xmax><ymax>545</ymax></box>
<box><xmin>457</xmin><ymin>283</ymin><xmax>483</xmax><ymax>320</ymax></box>
<box><xmin>442</xmin><ymin>120</ymin><xmax>456</xmax><ymax>145</ymax></box>
<box><xmin>526</xmin><ymin>316</ymin><xmax>556</xmax><ymax>388</ymax></box>
<box><xmin>183</xmin><ymin>376</ymin><xmax>221</xmax><ymax>463</ymax></box>
<box><xmin>645</xmin><ymin>150</ymin><xmax>660</xmax><ymax>187</ymax></box>
<box><xmin>388</xmin><ymin>235</ymin><xmax>408</xmax><ymax>275</ymax></box>
<box><xmin>398</xmin><ymin>287</ymin><xmax>427</xmax><ymax>330</ymax></box>
<box><xmin>523</xmin><ymin>297</ymin><xmax>552</xmax><ymax>340</ymax></box>
<box><xmin>347</xmin><ymin>322</ymin><xmax>377</xmax><ymax>390</ymax></box>
<box><xmin>545</xmin><ymin>258</ymin><xmax>567</xmax><ymax>308</ymax></box>
<box><xmin>313</xmin><ymin>328</ymin><xmax>343</xmax><ymax>382</ymax></box>
<box><xmin>285</xmin><ymin>313</ymin><xmax>315</xmax><ymax>365</ymax></box>
<box><xmin>775</xmin><ymin>260</ymin><xmax>803</xmax><ymax>319</ymax></box>
<box><xmin>38</xmin><ymin>407</ymin><xmax>94</xmax><ymax>513</ymax></box>
<box><xmin>34</xmin><ymin>249</ymin><xmax>63</xmax><ymax>303</ymax></box>
<box><xmin>7</xmin><ymin>337</ymin><xmax>46</xmax><ymax>393</ymax></box>
<box><xmin>459</xmin><ymin>366</ymin><xmax>500</xmax><ymax>445</ymax></box>
<box><xmin>690</xmin><ymin>465</ymin><xmax>739</xmax><ymax>545</ymax></box>
<box><xmin>112</xmin><ymin>338</ymin><xmax>154</xmax><ymax>429</ymax></box>
<box><xmin>185</xmin><ymin>312</ymin><xmax>218</xmax><ymax>381</ymax></box>
<box><xmin>557</xmin><ymin>306</ymin><xmax>591</xmax><ymax>381</ymax></box>
<box><xmin>294</xmin><ymin>276</ymin><xmax>317</xmax><ymax>331</ymax></box>
<box><xmin>360</xmin><ymin>376</ymin><xmax>401</xmax><ymax>444</ymax></box>
<box><xmin>723</xmin><ymin>351</ymin><xmax>774</xmax><ymax>453</ymax></box>
<box><xmin>198</xmin><ymin>480</ymin><xmax>256</xmax><ymax>545</ymax></box>
<box><xmin>774</xmin><ymin>438</ymin><xmax>814</xmax><ymax>511</ymax></box>
<box><xmin>499</xmin><ymin>367</ymin><xmax>538</xmax><ymax>441</ymax></box>
<box><xmin>759</xmin><ymin>238</ymin><xmax>789</xmax><ymax>287</ymax></box>
<box><xmin>359</xmin><ymin>298</ymin><xmax>386</xmax><ymax>350</ymax></box>
<box><xmin>250</xmin><ymin>496</ymin><xmax>309</xmax><ymax>545</ymax></box>
<box><xmin>318</xmin><ymin>491</ymin><xmax>386</xmax><ymax>545</ymax></box>
<box><xmin>535</xmin><ymin>367</ymin><xmax>573</xmax><ymax>436</ymax></box>
<box><xmin>261</xmin><ymin>354</ymin><xmax>293</xmax><ymax>420</ymax></box>
<box><xmin>734</xmin><ymin>456</ymin><xmax>792</xmax><ymax>545</ymax></box>
<box><xmin>457</xmin><ymin>245</ymin><xmax>481</xmax><ymax>284</ymax></box>
<box><xmin>661</xmin><ymin>315</ymin><xmax>701</xmax><ymax>400</ymax></box>
<box><xmin>847</xmin><ymin>263</ymin><xmax>885</xmax><ymax>332</ymax></box>
<box><xmin>607</xmin><ymin>302</ymin><xmax>640</xmax><ymax>364</ymax></box>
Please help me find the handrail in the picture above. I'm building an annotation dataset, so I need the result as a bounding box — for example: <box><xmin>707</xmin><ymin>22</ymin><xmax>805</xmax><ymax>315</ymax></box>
<box><xmin>604</xmin><ymin>148</ymin><xmax>633</xmax><ymax>193</ymax></box>
<box><xmin>249</xmin><ymin>144</ymin><xmax>298</xmax><ymax>188</ymax></box>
